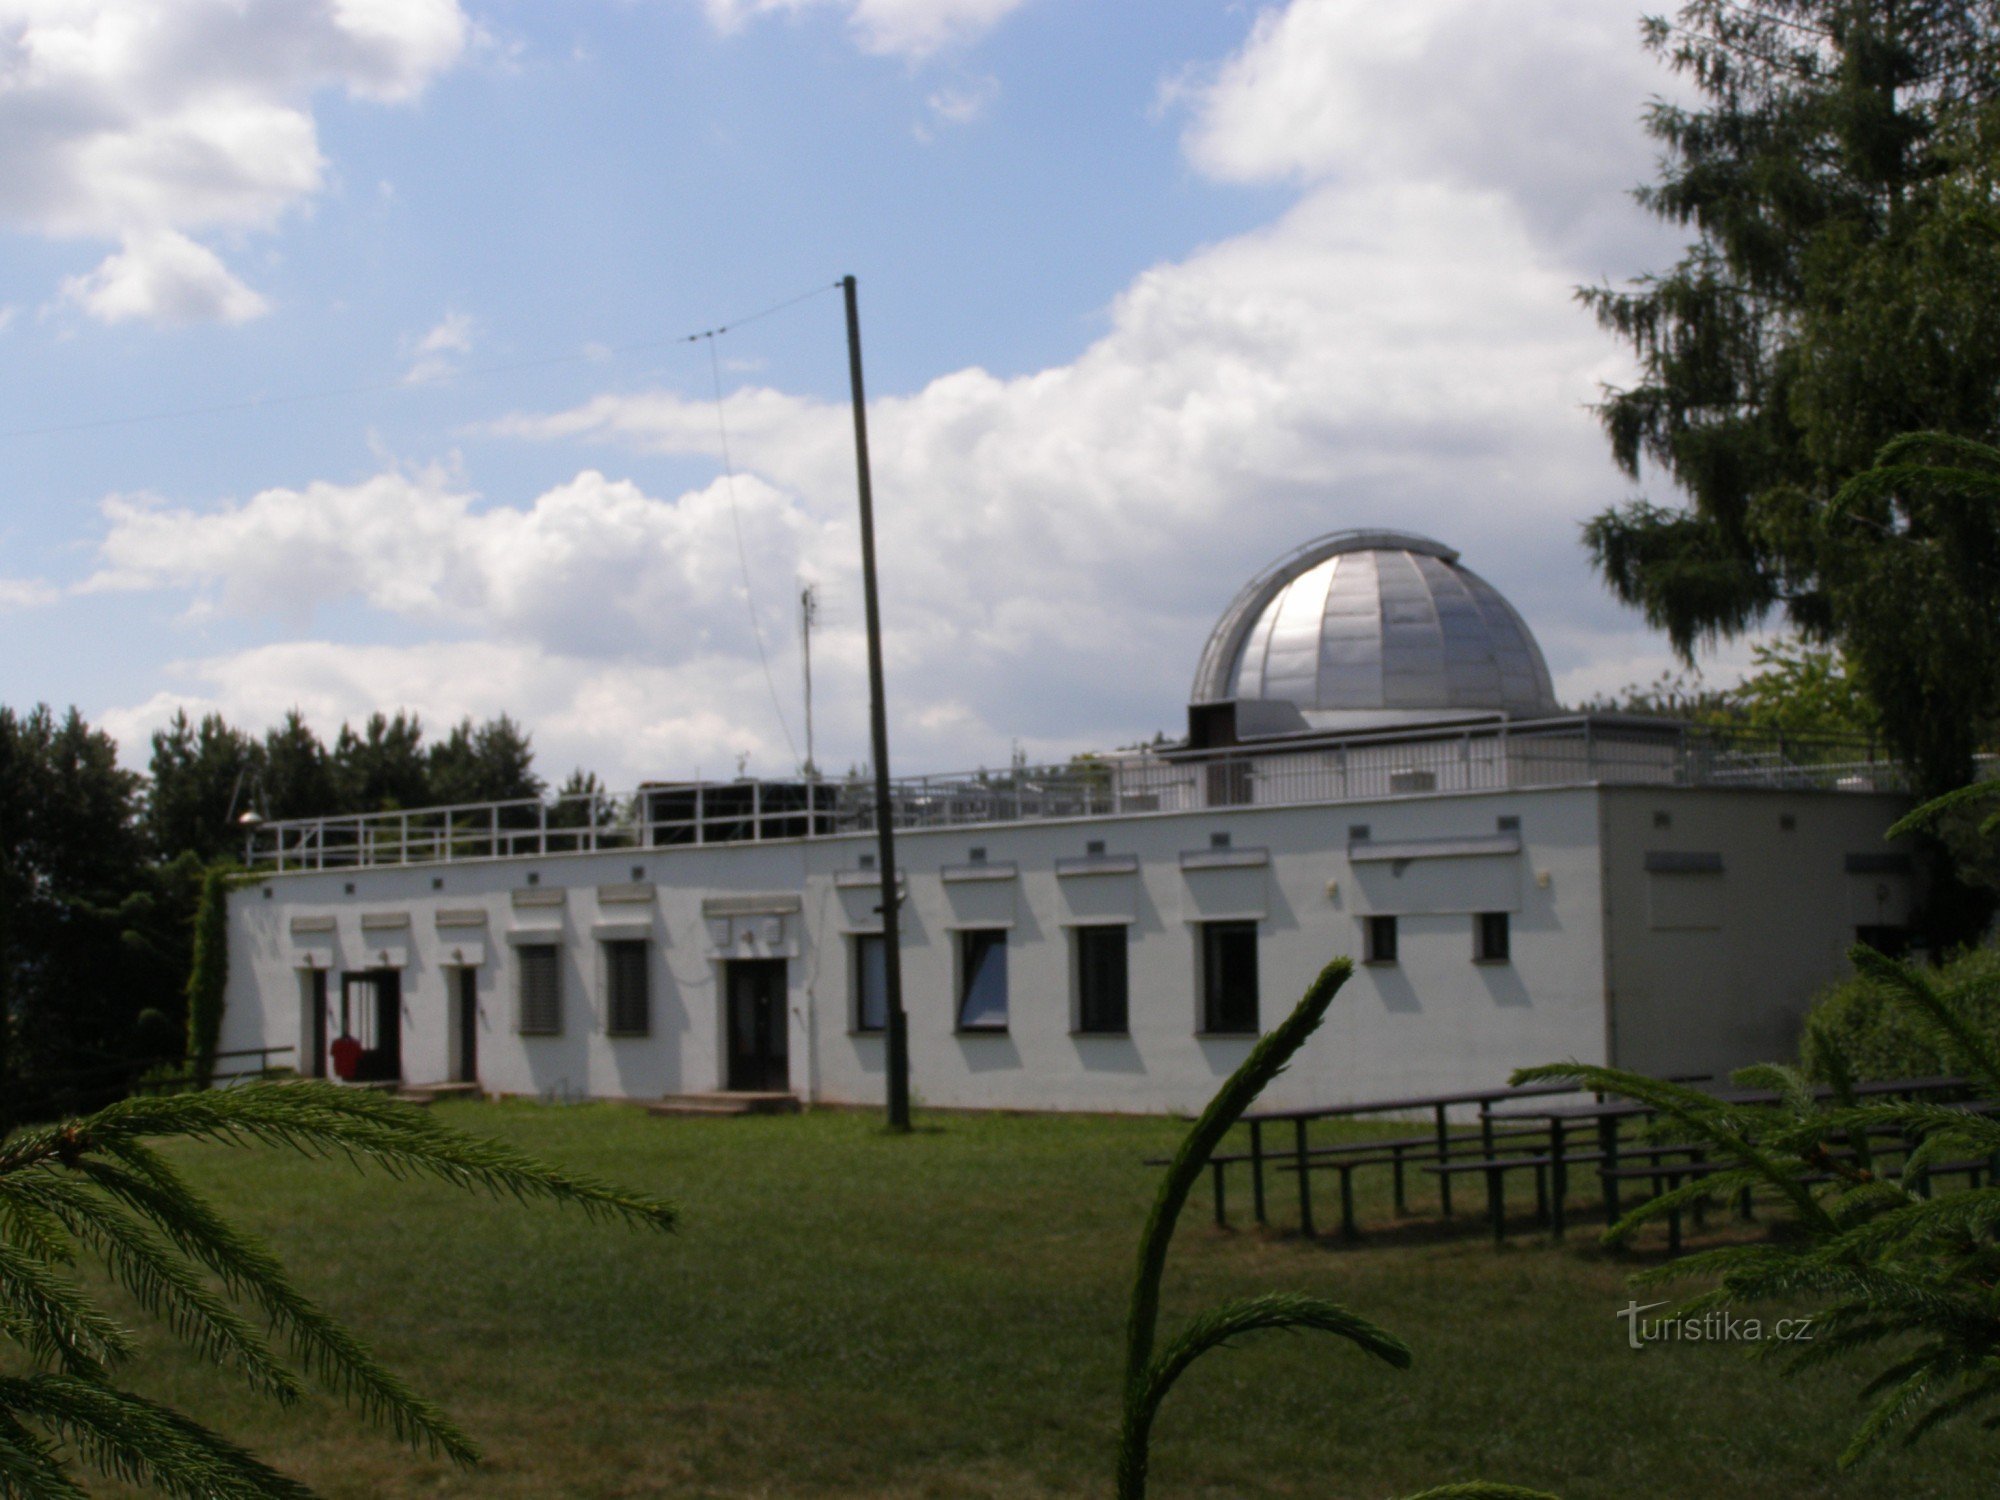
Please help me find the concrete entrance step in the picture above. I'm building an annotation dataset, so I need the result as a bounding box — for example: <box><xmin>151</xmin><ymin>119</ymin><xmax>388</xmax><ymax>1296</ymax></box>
<box><xmin>391</xmin><ymin>1081</ymin><xmax>482</xmax><ymax>1105</ymax></box>
<box><xmin>647</xmin><ymin>1091</ymin><xmax>801</xmax><ymax>1118</ymax></box>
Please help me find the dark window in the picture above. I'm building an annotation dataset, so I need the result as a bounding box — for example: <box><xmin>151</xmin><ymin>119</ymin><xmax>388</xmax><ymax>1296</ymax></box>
<box><xmin>517</xmin><ymin>944</ymin><xmax>562</xmax><ymax>1035</ymax></box>
<box><xmin>605</xmin><ymin>940</ymin><xmax>650</xmax><ymax>1036</ymax></box>
<box><xmin>1364</xmin><ymin>915</ymin><xmax>1398</xmax><ymax>965</ymax></box>
<box><xmin>957</xmin><ymin>930</ymin><xmax>1009</xmax><ymax>1031</ymax></box>
<box><xmin>1475</xmin><ymin>912</ymin><xmax>1510</xmax><ymax>963</ymax></box>
<box><xmin>1075</xmin><ymin>926</ymin><xmax>1129</xmax><ymax>1034</ymax></box>
<box><xmin>854</xmin><ymin>933</ymin><xmax>887</xmax><ymax>1032</ymax></box>
<box><xmin>1200</xmin><ymin>921</ymin><xmax>1258</xmax><ymax>1034</ymax></box>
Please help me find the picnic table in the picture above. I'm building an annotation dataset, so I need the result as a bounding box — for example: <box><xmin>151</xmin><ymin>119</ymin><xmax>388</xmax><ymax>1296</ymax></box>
<box><xmin>1485</xmin><ymin>1074</ymin><xmax>1978</xmax><ymax>1238</ymax></box>
<box><xmin>1166</xmin><ymin>1072</ymin><xmax>1978</xmax><ymax>1247</ymax></box>
<box><xmin>1237</xmin><ymin>1081</ymin><xmax>1582</xmax><ymax>1235</ymax></box>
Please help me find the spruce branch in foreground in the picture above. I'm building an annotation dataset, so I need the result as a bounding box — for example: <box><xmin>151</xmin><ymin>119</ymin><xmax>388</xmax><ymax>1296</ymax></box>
<box><xmin>0</xmin><ymin>1080</ymin><xmax>677</xmax><ymax>1497</ymax></box>
<box><xmin>1513</xmin><ymin>930</ymin><xmax>2000</xmax><ymax>1465</ymax></box>
<box><xmin>1115</xmin><ymin>956</ymin><xmax>1556</xmax><ymax>1500</ymax></box>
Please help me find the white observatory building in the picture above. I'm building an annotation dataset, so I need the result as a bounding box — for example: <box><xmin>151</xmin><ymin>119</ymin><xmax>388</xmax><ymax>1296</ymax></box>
<box><xmin>220</xmin><ymin>530</ymin><xmax>1916</xmax><ymax>1113</ymax></box>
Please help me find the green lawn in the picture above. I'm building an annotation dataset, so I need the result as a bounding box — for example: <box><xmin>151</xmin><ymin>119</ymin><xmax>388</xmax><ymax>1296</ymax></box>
<box><xmin>79</xmin><ymin>1102</ymin><xmax>1992</xmax><ymax>1498</ymax></box>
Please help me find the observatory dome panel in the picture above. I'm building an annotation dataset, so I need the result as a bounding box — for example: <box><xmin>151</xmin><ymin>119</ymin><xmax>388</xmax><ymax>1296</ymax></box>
<box><xmin>1194</xmin><ymin>529</ymin><xmax>1560</xmax><ymax>734</ymax></box>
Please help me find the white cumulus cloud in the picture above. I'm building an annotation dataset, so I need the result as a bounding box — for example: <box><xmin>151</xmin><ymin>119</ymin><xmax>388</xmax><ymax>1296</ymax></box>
<box><xmin>0</xmin><ymin>577</ymin><xmax>58</xmax><ymax>609</ymax></box>
<box><xmin>98</xmin><ymin>641</ymin><xmax>804</xmax><ymax>789</ymax></box>
<box><xmin>0</xmin><ymin>0</ymin><xmax>470</xmax><ymax>324</ymax></box>
<box><xmin>1175</xmin><ymin>0</ymin><xmax>1686</xmax><ymax>269</ymax></box>
<box><xmin>87</xmin><ymin>465</ymin><xmax>833</xmax><ymax>666</ymax></box>
<box><xmin>58</xmin><ymin>229</ymin><xmax>269</xmax><ymax>325</ymax></box>
<box><xmin>403</xmin><ymin>310</ymin><xmax>476</xmax><ymax>383</ymax></box>
<box><xmin>924</xmin><ymin>73</ymin><xmax>998</xmax><ymax>129</ymax></box>
<box><xmin>94</xmin><ymin>0</ymin><xmax>1715</xmax><ymax>782</ymax></box>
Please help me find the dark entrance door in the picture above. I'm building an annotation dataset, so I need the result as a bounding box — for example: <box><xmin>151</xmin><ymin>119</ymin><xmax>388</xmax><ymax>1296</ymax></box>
<box><xmin>370</xmin><ymin>969</ymin><xmax>402</xmax><ymax>1082</ymax></box>
<box><xmin>338</xmin><ymin>970</ymin><xmax>402</xmax><ymax>1083</ymax></box>
<box><xmin>307</xmin><ymin>969</ymin><xmax>328</xmax><ymax>1078</ymax></box>
<box><xmin>453</xmin><ymin>968</ymin><xmax>478</xmax><ymax>1084</ymax></box>
<box><xmin>725</xmin><ymin>959</ymin><xmax>789</xmax><ymax>1093</ymax></box>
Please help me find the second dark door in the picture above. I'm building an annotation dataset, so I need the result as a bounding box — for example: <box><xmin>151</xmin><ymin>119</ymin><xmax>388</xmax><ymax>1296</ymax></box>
<box><xmin>725</xmin><ymin>959</ymin><xmax>789</xmax><ymax>1093</ymax></box>
<box><xmin>453</xmin><ymin>968</ymin><xmax>478</xmax><ymax>1084</ymax></box>
<box><xmin>307</xmin><ymin>970</ymin><xmax>328</xmax><ymax>1078</ymax></box>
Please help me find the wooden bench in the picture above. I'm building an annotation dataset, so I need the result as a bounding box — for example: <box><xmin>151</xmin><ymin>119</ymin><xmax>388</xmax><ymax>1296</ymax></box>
<box><xmin>1423</xmin><ymin>1155</ymin><xmax>1559</xmax><ymax>1243</ymax></box>
<box><xmin>1272</xmin><ymin>1154</ymin><xmax>1413</xmax><ymax>1239</ymax></box>
<box><xmin>1274</xmin><ymin>1125</ymin><xmax>1553</xmax><ymax>1216</ymax></box>
<box><xmin>1598</xmin><ymin>1157</ymin><xmax>1731</xmax><ymax>1254</ymax></box>
<box><xmin>1608</xmin><ymin>1146</ymin><xmax>1995</xmax><ymax>1254</ymax></box>
<box><xmin>1147</xmin><ymin>1125</ymin><xmax>1554</xmax><ymax>1233</ymax></box>
<box><xmin>1431</xmin><ymin>1145</ymin><xmax>1715</xmax><ymax>1244</ymax></box>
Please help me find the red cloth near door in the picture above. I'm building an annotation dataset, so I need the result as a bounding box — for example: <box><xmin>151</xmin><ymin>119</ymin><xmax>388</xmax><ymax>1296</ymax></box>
<box><xmin>329</xmin><ymin>1034</ymin><xmax>363</xmax><ymax>1081</ymax></box>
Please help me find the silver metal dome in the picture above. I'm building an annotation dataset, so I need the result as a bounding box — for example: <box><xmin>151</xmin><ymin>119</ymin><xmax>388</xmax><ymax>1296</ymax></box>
<box><xmin>1191</xmin><ymin>530</ymin><xmax>1558</xmax><ymax>734</ymax></box>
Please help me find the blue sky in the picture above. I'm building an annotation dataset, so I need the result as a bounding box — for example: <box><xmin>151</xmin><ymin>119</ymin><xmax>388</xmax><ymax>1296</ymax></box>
<box><xmin>0</xmin><ymin>0</ymin><xmax>1737</xmax><ymax>786</ymax></box>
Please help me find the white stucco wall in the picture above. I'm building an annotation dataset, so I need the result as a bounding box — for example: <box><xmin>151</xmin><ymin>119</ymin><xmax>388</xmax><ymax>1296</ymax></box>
<box><xmin>223</xmin><ymin>779</ymin><xmax>1865</xmax><ymax>1115</ymax></box>
<box><xmin>220</xmin><ymin>786</ymin><xmax>1611</xmax><ymax>1114</ymax></box>
<box><xmin>1598</xmin><ymin>786</ymin><xmax>1916</xmax><ymax>1079</ymax></box>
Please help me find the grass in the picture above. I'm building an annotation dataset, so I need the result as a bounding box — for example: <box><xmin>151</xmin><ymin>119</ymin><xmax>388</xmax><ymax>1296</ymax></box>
<box><xmin>69</xmin><ymin>1101</ymin><xmax>1996</xmax><ymax>1498</ymax></box>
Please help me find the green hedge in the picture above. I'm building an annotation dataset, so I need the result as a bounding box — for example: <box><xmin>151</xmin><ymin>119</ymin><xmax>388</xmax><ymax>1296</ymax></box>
<box><xmin>1803</xmin><ymin>944</ymin><xmax>2000</xmax><ymax>1081</ymax></box>
<box><xmin>184</xmin><ymin>864</ymin><xmax>231</xmax><ymax>1088</ymax></box>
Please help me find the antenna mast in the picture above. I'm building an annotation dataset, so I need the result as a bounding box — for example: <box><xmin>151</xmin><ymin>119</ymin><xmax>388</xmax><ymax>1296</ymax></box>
<box><xmin>800</xmin><ymin>583</ymin><xmax>818</xmax><ymax>778</ymax></box>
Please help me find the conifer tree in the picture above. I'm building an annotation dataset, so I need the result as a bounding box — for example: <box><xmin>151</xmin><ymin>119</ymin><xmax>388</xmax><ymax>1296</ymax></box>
<box><xmin>258</xmin><ymin>713</ymin><xmax>335</xmax><ymax>826</ymax></box>
<box><xmin>426</xmin><ymin>716</ymin><xmax>543</xmax><ymax>808</ymax></box>
<box><xmin>145</xmin><ymin>713</ymin><xmax>258</xmax><ymax>864</ymax></box>
<box><xmin>0</xmin><ymin>708</ymin><xmax>159</xmax><ymax>1124</ymax></box>
<box><xmin>329</xmin><ymin>713</ymin><xmax>430</xmax><ymax>814</ymax></box>
<box><xmin>1584</xmin><ymin>2</ymin><xmax>2000</xmax><ymax>822</ymax></box>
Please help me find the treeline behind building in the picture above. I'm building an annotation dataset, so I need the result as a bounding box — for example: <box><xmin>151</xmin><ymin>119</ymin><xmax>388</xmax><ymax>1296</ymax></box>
<box><xmin>150</xmin><ymin>708</ymin><xmax>564</xmax><ymax>863</ymax></box>
<box><xmin>2</xmin><ymin>703</ymin><xmax>570</xmax><ymax>1123</ymax></box>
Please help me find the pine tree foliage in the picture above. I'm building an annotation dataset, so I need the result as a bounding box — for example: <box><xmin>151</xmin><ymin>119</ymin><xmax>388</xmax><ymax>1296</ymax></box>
<box><xmin>1115</xmin><ymin>958</ymin><xmax>1556</xmax><ymax>1500</ymax></box>
<box><xmin>0</xmin><ymin>707</ymin><xmax>181</xmax><ymax>1126</ymax></box>
<box><xmin>144</xmin><ymin>707</ymin><xmax>555</xmax><ymax>841</ymax></box>
<box><xmin>1583</xmin><ymin>1</ymin><xmax>2000</xmax><ymax>808</ymax></box>
<box><xmin>426</xmin><ymin>716</ymin><xmax>543</xmax><ymax>808</ymax></box>
<box><xmin>1514</xmin><ymin>823</ymin><xmax>2000</xmax><ymax>1468</ymax></box>
<box><xmin>1823</xmin><ymin>430</ymin><xmax>2000</xmax><ymax>935</ymax></box>
<box><xmin>0</xmin><ymin>1081</ymin><xmax>677</xmax><ymax>1496</ymax></box>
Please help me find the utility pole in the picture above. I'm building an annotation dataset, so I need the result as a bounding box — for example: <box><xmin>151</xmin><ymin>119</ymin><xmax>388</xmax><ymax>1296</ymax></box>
<box><xmin>843</xmin><ymin>274</ymin><xmax>910</xmax><ymax>1131</ymax></box>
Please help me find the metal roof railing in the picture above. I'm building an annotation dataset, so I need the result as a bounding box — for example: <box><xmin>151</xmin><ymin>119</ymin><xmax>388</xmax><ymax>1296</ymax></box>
<box><xmin>241</xmin><ymin>715</ymin><xmax>1905</xmax><ymax>874</ymax></box>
